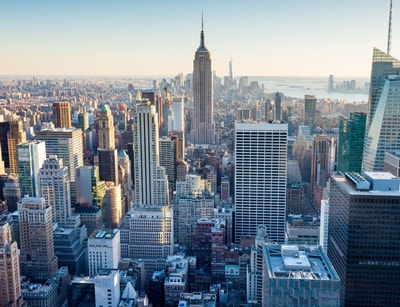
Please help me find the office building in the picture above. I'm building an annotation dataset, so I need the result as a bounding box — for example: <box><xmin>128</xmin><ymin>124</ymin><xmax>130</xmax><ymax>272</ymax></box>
<box><xmin>134</xmin><ymin>101</ymin><xmax>168</xmax><ymax>206</ymax></box>
<box><xmin>118</xmin><ymin>150</ymin><xmax>132</xmax><ymax>215</ymax></box>
<box><xmin>94</xmin><ymin>269</ymin><xmax>120</xmax><ymax>307</ymax></box>
<box><xmin>320</xmin><ymin>199</ymin><xmax>329</xmax><ymax>252</ymax></box>
<box><xmin>164</xmin><ymin>255</ymin><xmax>189</xmax><ymax>307</ymax></box>
<box><xmin>120</xmin><ymin>206</ymin><xmax>173</xmax><ymax>282</ymax></box>
<box><xmin>247</xmin><ymin>225</ymin><xmax>273</xmax><ymax>304</ymax></box>
<box><xmin>274</xmin><ymin>92</ymin><xmax>282</xmax><ymax>121</ymax></box>
<box><xmin>363</xmin><ymin>69</ymin><xmax>400</xmax><ymax>171</ymax></box>
<box><xmin>304</xmin><ymin>94</ymin><xmax>317</xmax><ymax>133</ymax></box>
<box><xmin>35</xmin><ymin>124</ymin><xmax>83</xmax><ymax>204</ymax></box>
<box><xmin>0</xmin><ymin>217</ymin><xmax>23</xmax><ymax>307</ymax></box>
<box><xmin>3</xmin><ymin>173</ymin><xmax>21</xmax><ymax>213</ymax></box>
<box><xmin>0</xmin><ymin>122</ymin><xmax>10</xmax><ymax>169</ymax></box>
<box><xmin>78</xmin><ymin>111</ymin><xmax>89</xmax><ymax>131</ymax></box>
<box><xmin>21</xmin><ymin>280</ymin><xmax>58</xmax><ymax>307</ymax></box>
<box><xmin>102</xmin><ymin>182</ymin><xmax>122</xmax><ymax>229</ymax></box>
<box><xmin>384</xmin><ymin>150</ymin><xmax>400</xmax><ymax>176</ymax></box>
<box><xmin>159</xmin><ymin>136</ymin><xmax>177</xmax><ymax>191</ymax></box>
<box><xmin>7</xmin><ymin>118</ymin><xmax>26</xmax><ymax>174</ymax></box>
<box><xmin>97</xmin><ymin>105</ymin><xmax>118</xmax><ymax>185</ymax></box>
<box><xmin>190</xmin><ymin>18</ymin><xmax>215</xmax><ymax>145</ymax></box>
<box><xmin>53</xmin><ymin>227</ymin><xmax>87</xmax><ymax>276</ymax></box>
<box><xmin>311</xmin><ymin>135</ymin><xmax>332</xmax><ymax>209</ymax></box>
<box><xmin>263</xmin><ymin>245</ymin><xmax>340</xmax><ymax>306</ymax></box>
<box><xmin>178</xmin><ymin>293</ymin><xmax>216</xmax><ymax>307</ymax></box>
<box><xmin>328</xmin><ymin>172</ymin><xmax>400</xmax><ymax>306</ymax></box>
<box><xmin>88</xmin><ymin>229</ymin><xmax>120</xmax><ymax>277</ymax></box>
<box><xmin>337</xmin><ymin>112</ymin><xmax>366</xmax><ymax>174</ymax></box>
<box><xmin>52</xmin><ymin>101</ymin><xmax>72</xmax><ymax>128</ymax></box>
<box><xmin>172</xmin><ymin>97</ymin><xmax>184</xmax><ymax>132</ymax></box>
<box><xmin>38</xmin><ymin>155</ymin><xmax>71</xmax><ymax>225</ymax></box>
<box><xmin>17</xmin><ymin>141</ymin><xmax>46</xmax><ymax>197</ymax></box>
<box><xmin>18</xmin><ymin>196</ymin><xmax>58</xmax><ymax>280</ymax></box>
<box><xmin>75</xmin><ymin>166</ymin><xmax>106</xmax><ymax>208</ymax></box>
<box><xmin>234</xmin><ymin>121</ymin><xmax>287</xmax><ymax>244</ymax></box>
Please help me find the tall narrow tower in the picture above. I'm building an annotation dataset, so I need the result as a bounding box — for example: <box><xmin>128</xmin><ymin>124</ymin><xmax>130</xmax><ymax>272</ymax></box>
<box><xmin>0</xmin><ymin>217</ymin><xmax>23</xmax><ymax>307</ymax></box>
<box><xmin>190</xmin><ymin>16</ymin><xmax>215</xmax><ymax>145</ymax></box>
<box><xmin>38</xmin><ymin>155</ymin><xmax>71</xmax><ymax>226</ymax></box>
<box><xmin>97</xmin><ymin>105</ymin><xmax>118</xmax><ymax>185</ymax></box>
<box><xmin>7</xmin><ymin>118</ymin><xmax>26</xmax><ymax>174</ymax></box>
<box><xmin>17</xmin><ymin>141</ymin><xmax>46</xmax><ymax>198</ymax></box>
<box><xmin>134</xmin><ymin>100</ymin><xmax>168</xmax><ymax>206</ymax></box>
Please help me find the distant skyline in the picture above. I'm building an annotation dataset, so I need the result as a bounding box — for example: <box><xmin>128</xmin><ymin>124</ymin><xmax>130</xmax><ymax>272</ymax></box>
<box><xmin>0</xmin><ymin>0</ymin><xmax>397</xmax><ymax>77</ymax></box>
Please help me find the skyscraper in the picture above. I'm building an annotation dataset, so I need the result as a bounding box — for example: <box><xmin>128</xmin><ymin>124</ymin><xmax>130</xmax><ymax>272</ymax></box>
<box><xmin>328</xmin><ymin>172</ymin><xmax>400</xmax><ymax>306</ymax></box>
<box><xmin>35</xmin><ymin>124</ymin><xmax>83</xmax><ymax>204</ymax></box>
<box><xmin>134</xmin><ymin>101</ymin><xmax>168</xmax><ymax>206</ymax></box>
<box><xmin>38</xmin><ymin>155</ymin><xmax>71</xmax><ymax>226</ymax></box>
<box><xmin>362</xmin><ymin>49</ymin><xmax>400</xmax><ymax>171</ymax></box>
<box><xmin>304</xmin><ymin>94</ymin><xmax>317</xmax><ymax>133</ymax></box>
<box><xmin>7</xmin><ymin>118</ymin><xmax>26</xmax><ymax>174</ymax></box>
<box><xmin>52</xmin><ymin>101</ymin><xmax>72</xmax><ymax>129</ymax></box>
<box><xmin>234</xmin><ymin>120</ymin><xmax>287</xmax><ymax>244</ymax></box>
<box><xmin>337</xmin><ymin>112</ymin><xmax>366</xmax><ymax>174</ymax></box>
<box><xmin>18</xmin><ymin>196</ymin><xmax>58</xmax><ymax>280</ymax></box>
<box><xmin>97</xmin><ymin>105</ymin><xmax>118</xmax><ymax>185</ymax></box>
<box><xmin>0</xmin><ymin>217</ymin><xmax>23</xmax><ymax>307</ymax></box>
<box><xmin>310</xmin><ymin>135</ymin><xmax>332</xmax><ymax>209</ymax></box>
<box><xmin>190</xmin><ymin>17</ymin><xmax>215</xmax><ymax>145</ymax></box>
<box><xmin>17</xmin><ymin>141</ymin><xmax>46</xmax><ymax>198</ymax></box>
<box><xmin>75</xmin><ymin>166</ymin><xmax>105</xmax><ymax>208</ymax></box>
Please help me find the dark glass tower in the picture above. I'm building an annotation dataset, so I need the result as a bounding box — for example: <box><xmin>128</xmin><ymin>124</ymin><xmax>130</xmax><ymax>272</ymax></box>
<box><xmin>337</xmin><ymin>112</ymin><xmax>366</xmax><ymax>174</ymax></box>
<box><xmin>328</xmin><ymin>173</ymin><xmax>400</xmax><ymax>306</ymax></box>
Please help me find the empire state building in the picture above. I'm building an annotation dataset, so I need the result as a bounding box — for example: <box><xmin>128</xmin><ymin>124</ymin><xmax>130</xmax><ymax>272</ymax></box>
<box><xmin>190</xmin><ymin>18</ymin><xmax>215</xmax><ymax>145</ymax></box>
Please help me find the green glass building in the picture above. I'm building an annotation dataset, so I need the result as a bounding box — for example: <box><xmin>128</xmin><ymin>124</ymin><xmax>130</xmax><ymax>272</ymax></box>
<box><xmin>337</xmin><ymin>112</ymin><xmax>366</xmax><ymax>174</ymax></box>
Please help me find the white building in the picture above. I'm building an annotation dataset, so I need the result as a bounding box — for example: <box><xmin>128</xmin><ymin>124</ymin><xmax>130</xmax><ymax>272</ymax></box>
<box><xmin>88</xmin><ymin>229</ymin><xmax>120</xmax><ymax>277</ymax></box>
<box><xmin>234</xmin><ymin>120</ymin><xmax>287</xmax><ymax>244</ymax></box>
<box><xmin>120</xmin><ymin>206</ymin><xmax>173</xmax><ymax>283</ymax></box>
<box><xmin>38</xmin><ymin>155</ymin><xmax>71</xmax><ymax>225</ymax></box>
<box><xmin>172</xmin><ymin>97</ymin><xmax>184</xmax><ymax>132</ymax></box>
<box><xmin>94</xmin><ymin>269</ymin><xmax>120</xmax><ymax>307</ymax></box>
<box><xmin>134</xmin><ymin>101</ymin><xmax>168</xmax><ymax>206</ymax></box>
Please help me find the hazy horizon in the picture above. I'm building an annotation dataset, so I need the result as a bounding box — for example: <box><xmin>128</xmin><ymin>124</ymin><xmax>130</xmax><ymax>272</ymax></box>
<box><xmin>1</xmin><ymin>1</ymin><xmax>398</xmax><ymax>77</ymax></box>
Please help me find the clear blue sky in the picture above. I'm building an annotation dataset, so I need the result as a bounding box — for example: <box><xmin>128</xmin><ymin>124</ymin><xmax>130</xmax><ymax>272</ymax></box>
<box><xmin>0</xmin><ymin>0</ymin><xmax>396</xmax><ymax>77</ymax></box>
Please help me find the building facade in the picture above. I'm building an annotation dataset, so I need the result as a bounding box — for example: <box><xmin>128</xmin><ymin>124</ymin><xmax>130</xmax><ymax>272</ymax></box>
<box><xmin>337</xmin><ymin>112</ymin><xmax>366</xmax><ymax>174</ymax></box>
<box><xmin>17</xmin><ymin>141</ymin><xmax>46</xmax><ymax>198</ymax></box>
<box><xmin>190</xmin><ymin>19</ymin><xmax>215</xmax><ymax>145</ymax></box>
<box><xmin>328</xmin><ymin>172</ymin><xmax>400</xmax><ymax>306</ymax></box>
<box><xmin>38</xmin><ymin>155</ymin><xmax>71</xmax><ymax>225</ymax></box>
<box><xmin>234</xmin><ymin>121</ymin><xmax>287</xmax><ymax>244</ymax></box>
<box><xmin>18</xmin><ymin>197</ymin><xmax>58</xmax><ymax>280</ymax></box>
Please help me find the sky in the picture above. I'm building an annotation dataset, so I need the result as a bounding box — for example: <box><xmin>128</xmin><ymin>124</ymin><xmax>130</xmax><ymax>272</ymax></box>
<box><xmin>0</xmin><ymin>0</ymin><xmax>397</xmax><ymax>77</ymax></box>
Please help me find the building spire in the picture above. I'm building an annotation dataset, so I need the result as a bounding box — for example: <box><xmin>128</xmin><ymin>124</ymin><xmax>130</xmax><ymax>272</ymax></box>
<box><xmin>200</xmin><ymin>12</ymin><xmax>205</xmax><ymax>49</ymax></box>
<box><xmin>387</xmin><ymin>0</ymin><xmax>393</xmax><ymax>55</ymax></box>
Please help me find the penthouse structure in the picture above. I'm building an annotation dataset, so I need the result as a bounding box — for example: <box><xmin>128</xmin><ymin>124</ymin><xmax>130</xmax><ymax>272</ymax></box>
<box><xmin>263</xmin><ymin>245</ymin><xmax>340</xmax><ymax>306</ymax></box>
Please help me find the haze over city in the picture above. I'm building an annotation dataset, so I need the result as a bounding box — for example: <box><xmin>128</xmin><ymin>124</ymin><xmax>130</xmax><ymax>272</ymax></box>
<box><xmin>1</xmin><ymin>0</ymin><xmax>397</xmax><ymax>77</ymax></box>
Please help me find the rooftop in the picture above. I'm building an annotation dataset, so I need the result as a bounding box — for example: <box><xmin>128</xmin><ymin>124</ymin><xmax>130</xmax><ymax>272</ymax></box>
<box><xmin>265</xmin><ymin>245</ymin><xmax>339</xmax><ymax>281</ymax></box>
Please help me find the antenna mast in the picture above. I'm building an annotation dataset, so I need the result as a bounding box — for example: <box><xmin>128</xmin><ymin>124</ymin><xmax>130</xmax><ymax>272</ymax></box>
<box><xmin>388</xmin><ymin>0</ymin><xmax>393</xmax><ymax>55</ymax></box>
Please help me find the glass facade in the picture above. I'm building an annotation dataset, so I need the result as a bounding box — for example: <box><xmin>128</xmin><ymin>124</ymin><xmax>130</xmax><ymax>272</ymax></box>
<box><xmin>363</xmin><ymin>48</ymin><xmax>400</xmax><ymax>171</ymax></box>
<box><xmin>328</xmin><ymin>175</ymin><xmax>400</xmax><ymax>306</ymax></box>
<box><xmin>337</xmin><ymin>112</ymin><xmax>366</xmax><ymax>174</ymax></box>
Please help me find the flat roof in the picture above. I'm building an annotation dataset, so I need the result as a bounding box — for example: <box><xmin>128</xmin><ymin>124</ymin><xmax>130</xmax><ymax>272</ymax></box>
<box><xmin>265</xmin><ymin>245</ymin><xmax>339</xmax><ymax>281</ymax></box>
